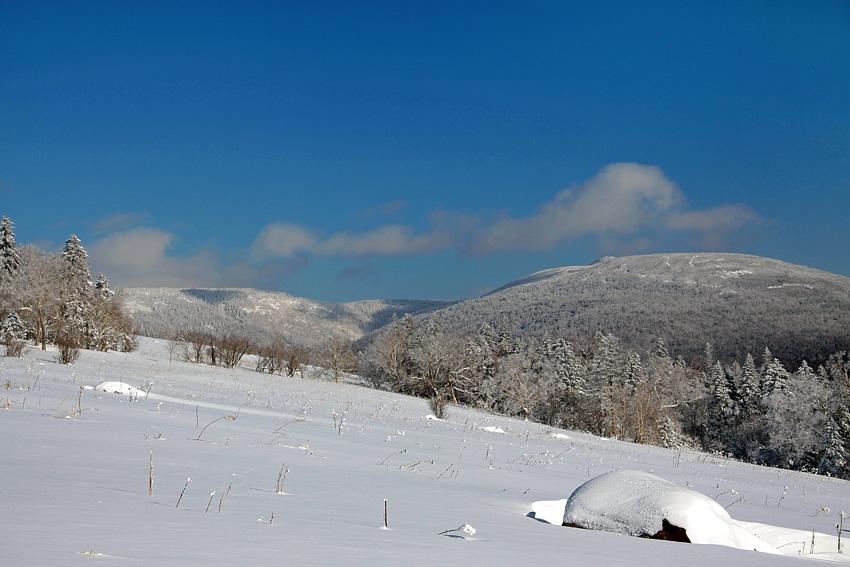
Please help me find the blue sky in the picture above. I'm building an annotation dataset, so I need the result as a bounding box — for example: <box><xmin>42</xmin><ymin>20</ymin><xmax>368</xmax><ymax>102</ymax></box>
<box><xmin>2</xmin><ymin>1</ymin><xmax>848</xmax><ymax>302</ymax></box>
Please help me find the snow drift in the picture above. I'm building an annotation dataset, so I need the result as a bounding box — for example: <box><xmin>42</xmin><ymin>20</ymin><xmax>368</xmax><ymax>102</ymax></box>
<box><xmin>562</xmin><ymin>470</ymin><xmax>780</xmax><ymax>554</ymax></box>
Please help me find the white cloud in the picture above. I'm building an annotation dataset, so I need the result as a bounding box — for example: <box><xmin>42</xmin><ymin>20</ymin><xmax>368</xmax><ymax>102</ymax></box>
<box><xmin>252</xmin><ymin>222</ymin><xmax>318</xmax><ymax>259</ymax></box>
<box><xmin>250</xmin><ymin>163</ymin><xmax>764</xmax><ymax>261</ymax></box>
<box><xmin>666</xmin><ymin>205</ymin><xmax>761</xmax><ymax>232</ymax></box>
<box><xmin>469</xmin><ymin>163</ymin><xmax>684</xmax><ymax>253</ymax></box>
<box><xmin>314</xmin><ymin>225</ymin><xmax>450</xmax><ymax>256</ymax></box>
<box><xmin>92</xmin><ymin>211</ymin><xmax>151</xmax><ymax>234</ymax></box>
<box><xmin>87</xmin><ymin>163</ymin><xmax>766</xmax><ymax>290</ymax></box>
<box><xmin>252</xmin><ymin>222</ymin><xmax>451</xmax><ymax>258</ymax></box>
<box><xmin>89</xmin><ymin>227</ymin><xmax>227</xmax><ymax>288</ymax></box>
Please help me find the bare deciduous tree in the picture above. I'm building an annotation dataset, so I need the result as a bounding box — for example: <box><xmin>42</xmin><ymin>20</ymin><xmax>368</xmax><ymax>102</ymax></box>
<box><xmin>319</xmin><ymin>336</ymin><xmax>357</xmax><ymax>383</ymax></box>
<box><xmin>217</xmin><ymin>334</ymin><xmax>253</xmax><ymax>368</ymax></box>
<box><xmin>181</xmin><ymin>331</ymin><xmax>211</xmax><ymax>364</ymax></box>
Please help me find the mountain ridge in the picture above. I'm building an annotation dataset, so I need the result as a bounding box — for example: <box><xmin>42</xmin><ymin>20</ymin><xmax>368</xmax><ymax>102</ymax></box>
<box><xmin>123</xmin><ymin>286</ymin><xmax>452</xmax><ymax>347</ymax></box>
<box><xmin>420</xmin><ymin>252</ymin><xmax>850</xmax><ymax>364</ymax></box>
<box><xmin>124</xmin><ymin>253</ymin><xmax>850</xmax><ymax>364</ymax></box>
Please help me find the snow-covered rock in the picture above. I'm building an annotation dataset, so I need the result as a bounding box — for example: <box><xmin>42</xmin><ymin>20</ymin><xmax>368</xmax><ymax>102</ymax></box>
<box><xmin>563</xmin><ymin>470</ymin><xmax>780</xmax><ymax>554</ymax></box>
<box><xmin>94</xmin><ymin>381</ymin><xmax>140</xmax><ymax>397</ymax></box>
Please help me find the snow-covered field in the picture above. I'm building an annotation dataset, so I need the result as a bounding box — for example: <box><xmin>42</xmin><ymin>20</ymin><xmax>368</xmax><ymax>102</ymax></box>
<box><xmin>2</xmin><ymin>338</ymin><xmax>850</xmax><ymax>566</ymax></box>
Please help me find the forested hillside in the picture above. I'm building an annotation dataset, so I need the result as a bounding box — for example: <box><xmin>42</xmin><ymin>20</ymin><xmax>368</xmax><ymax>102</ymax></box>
<box><xmin>417</xmin><ymin>253</ymin><xmax>850</xmax><ymax>365</ymax></box>
<box><xmin>124</xmin><ymin>287</ymin><xmax>450</xmax><ymax>347</ymax></box>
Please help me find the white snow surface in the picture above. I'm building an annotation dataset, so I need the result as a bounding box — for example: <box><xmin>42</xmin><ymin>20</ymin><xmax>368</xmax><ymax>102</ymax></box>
<box><xmin>2</xmin><ymin>337</ymin><xmax>850</xmax><ymax>566</ymax></box>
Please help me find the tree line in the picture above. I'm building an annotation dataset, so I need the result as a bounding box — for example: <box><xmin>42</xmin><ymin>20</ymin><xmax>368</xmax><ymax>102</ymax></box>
<box><xmin>0</xmin><ymin>216</ymin><xmax>135</xmax><ymax>360</ymax></box>
<box><xmin>358</xmin><ymin>313</ymin><xmax>850</xmax><ymax>479</ymax></box>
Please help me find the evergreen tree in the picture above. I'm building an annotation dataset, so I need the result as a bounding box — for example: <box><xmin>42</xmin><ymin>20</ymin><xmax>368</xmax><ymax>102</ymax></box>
<box><xmin>760</xmin><ymin>346</ymin><xmax>773</xmax><ymax>371</ymax></box>
<box><xmin>703</xmin><ymin>342</ymin><xmax>715</xmax><ymax>371</ymax></box>
<box><xmin>94</xmin><ymin>273</ymin><xmax>114</xmax><ymax>299</ymax></box>
<box><xmin>62</xmin><ymin>234</ymin><xmax>91</xmax><ymax>286</ymax></box>
<box><xmin>496</xmin><ymin>316</ymin><xmax>515</xmax><ymax>356</ymax></box>
<box><xmin>652</xmin><ymin>337</ymin><xmax>670</xmax><ymax>360</ymax></box>
<box><xmin>760</xmin><ymin>357</ymin><xmax>790</xmax><ymax>399</ymax></box>
<box><xmin>0</xmin><ymin>311</ymin><xmax>25</xmax><ymax>342</ymax></box>
<box><xmin>550</xmin><ymin>338</ymin><xmax>585</xmax><ymax>397</ymax></box>
<box><xmin>818</xmin><ymin>417</ymin><xmax>847</xmax><ymax>478</ymax></box>
<box><xmin>623</xmin><ymin>350</ymin><xmax>645</xmax><ymax>393</ymax></box>
<box><xmin>659</xmin><ymin>416</ymin><xmax>684</xmax><ymax>450</ymax></box>
<box><xmin>478</xmin><ymin>322</ymin><xmax>498</xmax><ymax>352</ymax></box>
<box><xmin>0</xmin><ymin>216</ymin><xmax>21</xmax><ymax>280</ymax></box>
<box><xmin>738</xmin><ymin>353</ymin><xmax>759</xmax><ymax>410</ymax></box>
<box><xmin>705</xmin><ymin>361</ymin><xmax>734</xmax><ymax>450</ymax></box>
<box><xmin>59</xmin><ymin>234</ymin><xmax>93</xmax><ymax>344</ymax></box>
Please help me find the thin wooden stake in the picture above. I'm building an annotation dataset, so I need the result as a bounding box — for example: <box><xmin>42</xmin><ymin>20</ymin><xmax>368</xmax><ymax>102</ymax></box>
<box><xmin>176</xmin><ymin>478</ymin><xmax>191</xmax><ymax>508</ymax></box>
<box><xmin>149</xmin><ymin>452</ymin><xmax>153</xmax><ymax>496</ymax></box>
<box><xmin>384</xmin><ymin>499</ymin><xmax>388</xmax><ymax>528</ymax></box>
<box><xmin>218</xmin><ymin>482</ymin><xmax>232</xmax><ymax>513</ymax></box>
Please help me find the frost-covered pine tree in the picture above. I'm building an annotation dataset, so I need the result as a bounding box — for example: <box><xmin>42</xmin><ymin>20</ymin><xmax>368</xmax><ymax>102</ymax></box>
<box><xmin>738</xmin><ymin>353</ymin><xmax>759</xmax><ymax>411</ymax></box>
<box><xmin>0</xmin><ymin>216</ymin><xmax>21</xmax><ymax>280</ymax></box>
<box><xmin>703</xmin><ymin>342</ymin><xmax>715</xmax><ymax>371</ymax></box>
<box><xmin>550</xmin><ymin>338</ymin><xmax>585</xmax><ymax>397</ymax></box>
<box><xmin>59</xmin><ymin>234</ymin><xmax>93</xmax><ymax>345</ymax></box>
<box><xmin>594</xmin><ymin>332</ymin><xmax>626</xmax><ymax>387</ymax></box>
<box><xmin>496</xmin><ymin>317</ymin><xmax>515</xmax><ymax>356</ymax></box>
<box><xmin>659</xmin><ymin>416</ymin><xmax>685</xmax><ymax>450</ymax></box>
<box><xmin>760</xmin><ymin>357</ymin><xmax>790</xmax><ymax>399</ymax></box>
<box><xmin>652</xmin><ymin>337</ymin><xmax>670</xmax><ymax>360</ymax></box>
<box><xmin>623</xmin><ymin>350</ymin><xmax>646</xmax><ymax>393</ymax></box>
<box><xmin>94</xmin><ymin>272</ymin><xmax>114</xmax><ymax>299</ymax></box>
<box><xmin>705</xmin><ymin>361</ymin><xmax>735</xmax><ymax>450</ymax></box>
<box><xmin>818</xmin><ymin>417</ymin><xmax>847</xmax><ymax>478</ymax></box>
<box><xmin>794</xmin><ymin>360</ymin><xmax>816</xmax><ymax>382</ymax></box>
<box><xmin>0</xmin><ymin>311</ymin><xmax>25</xmax><ymax>342</ymax></box>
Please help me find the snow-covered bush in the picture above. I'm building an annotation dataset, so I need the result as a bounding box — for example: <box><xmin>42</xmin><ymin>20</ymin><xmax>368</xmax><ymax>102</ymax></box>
<box><xmin>1</xmin><ymin>312</ymin><xmax>25</xmax><ymax>357</ymax></box>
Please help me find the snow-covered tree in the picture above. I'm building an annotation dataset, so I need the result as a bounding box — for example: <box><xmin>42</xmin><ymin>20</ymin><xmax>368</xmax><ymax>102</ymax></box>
<box><xmin>760</xmin><ymin>357</ymin><xmax>790</xmax><ymax>399</ymax></box>
<box><xmin>623</xmin><ymin>350</ymin><xmax>646</xmax><ymax>393</ymax></box>
<box><xmin>0</xmin><ymin>311</ymin><xmax>25</xmax><ymax>342</ymax></box>
<box><xmin>826</xmin><ymin>351</ymin><xmax>850</xmax><ymax>391</ymax></box>
<box><xmin>94</xmin><ymin>273</ymin><xmax>114</xmax><ymax>299</ymax></box>
<box><xmin>484</xmin><ymin>349</ymin><xmax>542</xmax><ymax>421</ymax></box>
<box><xmin>59</xmin><ymin>234</ymin><xmax>93</xmax><ymax>345</ymax></box>
<box><xmin>818</xmin><ymin>417</ymin><xmax>847</xmax><ymax>478</ymax></box>
<box><xmin>738</xmin><ymin>353</ymin><xmax>760</xmax><ymax>412</ymax></box>
<box><xmin>0</xmin><ymin>215</ymin><xmax>21</xmax><ymax>280</ymax></box>
<box><xmin>705</xmin><ymin>361</ymin><xmax>736</xmax><ymax>450</ymax></box>
<box><xmin>549</xmin><ymin>338</ymin><xmax>585</xmax><ymax>397</ymax></box>
<box><xmin>89</xmin><ymin>288</ymin><xmax>134</xmax><ymax>352</ymax></box>
<box><xmin>14</xmin><ymin>245</ymin><xmax>63</xmax><ymax>349</ymax></box>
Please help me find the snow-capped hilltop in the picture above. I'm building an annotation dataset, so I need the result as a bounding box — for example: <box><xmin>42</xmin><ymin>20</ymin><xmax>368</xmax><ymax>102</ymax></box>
<box><xmin>419</xmin><ymin>253</ymin><xmax>850</xmax><ymax>364</ymax></box>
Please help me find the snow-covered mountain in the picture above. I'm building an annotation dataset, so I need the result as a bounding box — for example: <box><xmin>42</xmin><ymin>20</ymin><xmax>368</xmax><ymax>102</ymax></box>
<box><xmin>125</xmin><ymin>253</ymin><xmax>850</xmax><ymax>363</ymax></box>
<box><xmin>419</xmin><ymin>253</ymin><xmax>850</xmax><ymax>363</ymax></box>
<box><xmin>2</xmin><ymin>338</ymin><xmax>849</xmax><ymax>566</ymax></box>
<box><xmin>123</xmin><ymin>287</ymin><xmax>450</xmax><ymax>347</ymax></box>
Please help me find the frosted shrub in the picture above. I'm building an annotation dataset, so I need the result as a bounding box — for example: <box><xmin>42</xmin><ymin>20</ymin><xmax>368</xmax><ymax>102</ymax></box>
<box><xmin>4</xmin><ymin>339</ymin><xmax>25</xmax><ymax>357</ymax></box>
<box><xmin>56</xmin><ymin>332</ymin><xmax>81</xmax><ymax>364</ymax></box>
<box><xmin>429</xmin><ymin>395</ymin><xmax>448</xmax><ymax>419</ymax></box>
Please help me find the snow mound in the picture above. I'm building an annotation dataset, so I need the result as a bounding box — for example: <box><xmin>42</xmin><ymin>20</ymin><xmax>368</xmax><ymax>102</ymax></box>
<box><xmin>94</xmin><ymin>381</ymin><xmax>140</xmax><ymax>397</ymax></box>
<box><xmin>563</xmin><ymin>470</ymin><xmax>780</xmax><ymax>554</ymax></box>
